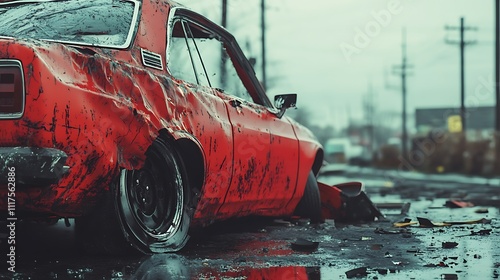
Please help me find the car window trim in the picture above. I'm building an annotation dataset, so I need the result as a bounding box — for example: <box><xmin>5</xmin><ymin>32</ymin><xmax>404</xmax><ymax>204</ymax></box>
<box><xmin>179</xmin><ymin>20</ymin><xmax>201</xmax><ymax>85</ymax></box>
<box><xmin>184</xmin><ymin>21</ymin><xmax>213</xmax><ymax>88</ymax></box>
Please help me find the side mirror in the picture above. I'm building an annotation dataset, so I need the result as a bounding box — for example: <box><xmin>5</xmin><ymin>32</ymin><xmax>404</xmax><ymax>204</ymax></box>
<box><xmin>274</xmin><ymin>94</ymin><xmax>297</xmax><ymax>118</ymax></box>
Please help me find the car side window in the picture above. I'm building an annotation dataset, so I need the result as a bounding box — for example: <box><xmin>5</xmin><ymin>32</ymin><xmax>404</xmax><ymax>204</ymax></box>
<box><xmin>168</xmin><ymin>20</ymin><xmax>209</xmax><ymax>86</ymax></box>
<box><xmin>168</xmin><ymin>19</ymin><xmax>254</xmax><ymax>103</ymax></box>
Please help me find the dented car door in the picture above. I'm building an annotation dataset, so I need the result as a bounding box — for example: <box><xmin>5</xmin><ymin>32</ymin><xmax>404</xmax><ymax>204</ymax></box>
<box><xmin>218</xmin><ymin>94</ymin><xmax>300</xmax><ymax>217</ymax></box>
<box><xmin>168</xmin><ymin>10</ymin><xmax>300</xmax><ymax>218</ymax></box>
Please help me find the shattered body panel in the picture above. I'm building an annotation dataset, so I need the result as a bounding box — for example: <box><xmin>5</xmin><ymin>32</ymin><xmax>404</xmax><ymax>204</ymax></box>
<box><xmin>0</xmin><ymin>0</ymin><xmax>322</xmax><ymax>230</ymax></box>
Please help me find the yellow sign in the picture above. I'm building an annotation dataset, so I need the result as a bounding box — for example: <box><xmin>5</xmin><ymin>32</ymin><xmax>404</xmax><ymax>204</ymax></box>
<box><xmin>447</xmin><ymin>115</ymin><xmax>462</xmax><ymax>133</ymax></box>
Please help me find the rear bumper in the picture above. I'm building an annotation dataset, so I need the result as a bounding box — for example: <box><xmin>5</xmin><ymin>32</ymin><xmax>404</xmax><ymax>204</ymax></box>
<box><xmin>0</xmin><ymin>147</ymin><xmax>68</xmax><ymax>185</ymax></box>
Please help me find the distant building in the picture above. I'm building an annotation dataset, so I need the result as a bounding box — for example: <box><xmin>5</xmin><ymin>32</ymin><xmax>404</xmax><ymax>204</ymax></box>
<box><xmin>415</xmin><ymin>106</ymin><xmax>495</xmax><ymax>135</ymax></box>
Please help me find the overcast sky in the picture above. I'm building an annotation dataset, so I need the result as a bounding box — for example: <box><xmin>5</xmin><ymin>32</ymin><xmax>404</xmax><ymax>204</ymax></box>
<box><xmin>176</xmin><ymin>0</ymin><xmax>496</xmax><ymax>130</ymax></box>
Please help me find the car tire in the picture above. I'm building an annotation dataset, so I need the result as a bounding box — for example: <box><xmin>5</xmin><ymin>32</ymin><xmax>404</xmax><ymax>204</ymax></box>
<box><xmin>76</xmin><ymin>138</ymin><xmax>192</xmax><ymax>254</ymax></box>
<box><xmin>116</xmin><ymin>138</ymin><xmax>192</xmax><ymax>253</ymax></box>
<box><xmin>294</xmin><ymin>171</ymin><xmax>322</xmax><ymax>224</ymax></box>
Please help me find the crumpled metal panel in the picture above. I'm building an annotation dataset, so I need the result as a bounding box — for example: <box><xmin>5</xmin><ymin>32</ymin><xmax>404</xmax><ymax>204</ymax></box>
<box><xmin>0</xmin><ymin>40</ymin><xmax>152</xmax><ymax>215</ymax></box>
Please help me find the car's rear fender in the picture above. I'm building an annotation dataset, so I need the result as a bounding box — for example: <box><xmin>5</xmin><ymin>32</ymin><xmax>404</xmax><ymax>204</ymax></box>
<box><xmin>0</xmin><ymin>40</ymin><xmax>163</xmax><ymax>215</ymax></box>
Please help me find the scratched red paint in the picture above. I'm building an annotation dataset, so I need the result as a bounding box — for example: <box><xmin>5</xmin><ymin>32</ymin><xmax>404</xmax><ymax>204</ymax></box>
<box><xmin>0</xmin><ymin>0</ymin><xmax>322</xmax><ymax>232</ymax></box>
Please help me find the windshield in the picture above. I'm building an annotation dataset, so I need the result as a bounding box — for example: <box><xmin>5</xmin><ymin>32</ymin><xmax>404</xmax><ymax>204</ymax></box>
<box><xmin>0</xmin><ymin>0</ymin><xmax>139</xmax><ymax>48</ymax></box>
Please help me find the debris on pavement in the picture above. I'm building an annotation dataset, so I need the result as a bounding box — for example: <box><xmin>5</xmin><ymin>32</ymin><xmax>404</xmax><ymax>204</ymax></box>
<box><xmin>345</xmin><ymin>267</ymin><xmax>368</xmax><ymax>279</ymax></box>
<box><xmin>417</xmin><ymin>217</ymin><xmax>490</xmax><ymax>227</ymax></box>
<box><xmin>424</xmin><ymin>262</ymin><xmax>449</xmax><ymax>267</ymax></box>
<box><xmin>406</xmin><ymin>248</ymin><xmax>423</xmax><ymax>254</ymax></box>
<box><xmin>475</xmin><ymin>208</ymin><xmax>489</xmax><ymax>214</ymax></box>
<box><xmin>444</xmin><ymin>218</ymin><xmax>491</xmax><ymax>225</ymax></box>
<box><xmin>441</xmin><ymin>273</ymin><xmax>459</xmax><ymax>279</ymax></box>
<box><xmin>319</xmin><ymin>181</ymin><xmax>383</xmax><ymax>222</ymax></box>
<box><xmin>290</xmin><ymin>238</ymin><xmax>319</xmax><ymax>252</ymax></box>
<box><xmin>417</xmin><ymin>217</ymin><xmax>451</xmax><ymax>227</ymax></box>
<box><xmin>374</xmin><ymin>227</ymin><xmax>411</xmax><ymax>235</ymax></box>
<box><xmin>470</xmin><ymin>229</ymin><xmax>492</xmax><ymax>236</ymax></box>
<box><xmin>375</xmin><ymin>227</ymin><xmax>400</xmax><ymax>234</ymax></box>
<box><xmin>442</xmin><ymin>241</ymin><xmax>459</xmax><ymax>249</ymax></box>
<box><xmin>456</xmin><ymin>228</ymin><xmax>494</xmax><ymax>237</ymax></box>
<box><xmin>393</xmin><ymin>218</ymin><xmax>418</xmax><ymax>228</ymax></box>
<box><xmin>445</xmin><ymin>200</ymin><xmax>474</xmax><ymax>208</ymax></box>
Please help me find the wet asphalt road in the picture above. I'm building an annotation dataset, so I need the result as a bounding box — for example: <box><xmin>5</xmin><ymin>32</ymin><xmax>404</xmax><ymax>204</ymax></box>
<box><xmin>0</xmin><ymin>168</ymin><xmax>499</xmax><ymax>279</ymax></box>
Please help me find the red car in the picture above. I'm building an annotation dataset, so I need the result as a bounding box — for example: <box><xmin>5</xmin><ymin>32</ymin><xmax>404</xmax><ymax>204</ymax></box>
<box><xmin>0</xmin><ymin>0</ymin><xmax>323</xmax><ymax>254</ymax></box>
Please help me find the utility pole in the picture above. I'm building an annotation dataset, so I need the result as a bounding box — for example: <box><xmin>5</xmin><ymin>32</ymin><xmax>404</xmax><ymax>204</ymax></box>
<box><xmin>363</xmin><ymin>82</ymin><xmax>376</xmax><ymax>155</ymax></box>
<box><xmin>220</xmin><ymin>0</ymin><xmax>228</xmax><ymax>88</ymax></box>
<box><xmin>495</xmin><ymin>0</ymin><xmax>500</xmax><ymax>173</ymax></box>
<box><xmin>496</xmin><ymin>0</ymin><xmax>500</xmax><ymax>132</ymax></box>
<box><xmin>221</xmin><ymin>0</ymin><xmax>227</xmax><ymax>28</ymax></box>
<box><xmin>261</xmin><ymin>0</ymin><xmax>267</xmax><ymax>90</ymax></box>
<box><xmin>392</xmin><ymin>28</ymin><xmax>413</xmax><ymax>159</ymax></box>
<box><xmin>445</xmin><ymin>17</ymin><xmax>477</xmax><ymax>134</ymax></box>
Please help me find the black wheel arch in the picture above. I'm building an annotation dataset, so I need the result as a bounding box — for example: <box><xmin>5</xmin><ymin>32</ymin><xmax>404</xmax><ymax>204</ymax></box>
<box><xmin>311</xmin><ymin>148</ymin><xmax>324</xmax><ymax>176</ymax></box>
<box><xmin>294</xmin><ymin>171</ymin><xmax>322</xmax><ymax>223</ymax></box>
<box><xmin>157</xmin><ymin>129</ymin><xmax>205</xmax><ymax>211</ymax></box>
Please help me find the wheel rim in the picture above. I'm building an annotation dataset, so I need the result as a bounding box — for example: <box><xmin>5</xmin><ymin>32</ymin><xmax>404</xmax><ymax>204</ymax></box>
<box><xmin>117</xmin><ymin>142</ymin><xmax>185</xmax><ymax>251</ymax></box>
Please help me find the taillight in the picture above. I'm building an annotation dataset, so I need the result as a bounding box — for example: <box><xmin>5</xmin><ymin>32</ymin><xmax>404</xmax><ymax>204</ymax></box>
<box><xmin>0</xmin><ymin>60</ymin><xmax>24</xmax><ymax>119</ymax></box>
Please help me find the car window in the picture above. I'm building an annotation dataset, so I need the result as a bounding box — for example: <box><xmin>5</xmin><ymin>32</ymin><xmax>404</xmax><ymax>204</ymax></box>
<box><xmin>168</xmin><ymin>19</ymin><xmax>254</xmax><ymax>103</ymax></box>
<box><xmin>0</xmin><ymin>0</ymin><xmax>139</xmax><ymax>49</ymax></box>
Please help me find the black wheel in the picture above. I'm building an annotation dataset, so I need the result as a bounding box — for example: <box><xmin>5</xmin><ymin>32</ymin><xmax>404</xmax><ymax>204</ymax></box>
<box><xmin>75</xmin><ymin>138</ymin><xmax>192</xmax><ymax>255</ymax></box>
<box><xmin>294</xmin><ymin>171</ymin><xmax>322</xmax><ymax>223</ymax></box>
<box><xmin>116</xmin><ymin>138</ymin><xmax>192</xmax><ymax>253</ymax></box>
